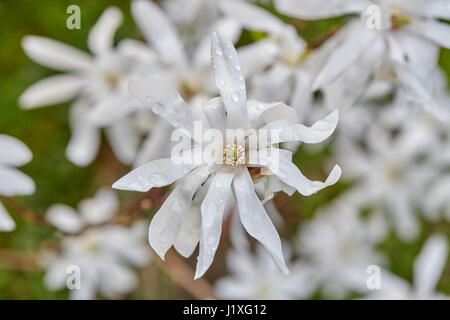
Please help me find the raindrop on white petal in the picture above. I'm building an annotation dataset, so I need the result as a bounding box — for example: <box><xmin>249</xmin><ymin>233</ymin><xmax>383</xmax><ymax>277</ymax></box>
<box><xmin>152</xmin><ymin>103</ymin><xmax>164</xmax><ymax>115</ymax></box>
<box><xmin>235</xmin><ymin>65</ymin><xmax>241</xmax><ymax>71</ymax></box>
<box><xmin>215</xmin><ymin>48</ymin><xmax>223</xmax><ymax>56</ymax></box>
<box><xmin>214</xmin><ymin>180</ymin><xmax>223</xmax><ymax>188</ymax></box>
<box><xmin>238</xmin><ymin>75</ymin><xmax>244</xmax><ymax>81</ymax></box>
<box><xmin>256</xmin><ymin>104</ymin><xmax>264</xmax><ymax>110</ymax></box>
<box><xmin>239</xmin><ymin>84</ymin><xmax>245</xmax><ymax>90</ymax></box>
<box><xmin>182</xmin><ymin>166</ymin><xmax>191</xmax><ymax>174</ymax></box>
<box><xmin>231</xmin><ymin>92</ymin><xmax>239</xmax><ymax>102</ymax></box>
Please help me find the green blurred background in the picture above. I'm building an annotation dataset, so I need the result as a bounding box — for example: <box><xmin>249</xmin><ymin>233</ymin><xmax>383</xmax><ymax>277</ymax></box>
<box><xmin>0</xmin><ymin>0</ymin><xmax>449</xmax><ymax>299</ymax></box>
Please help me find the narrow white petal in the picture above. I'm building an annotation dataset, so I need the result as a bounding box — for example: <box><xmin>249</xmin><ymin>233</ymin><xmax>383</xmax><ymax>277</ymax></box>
<box><xmin>88</xmin><ymin>6</ymin><xmax>123</xmax><ymax>55</ymax></box>
<box><xmin>263</xmin><ymin>156</ymin><xmax>341</xmax><ymax>196</ymax></box>
<box><xmin>0</xmin><ymin>134</ymin><xmax>33</xmax><ymax>166</ymax></box>
<box><xmin>128</xmin><ymin>79</ymin><xmax>195</xmax><ymax>135</ymax></box>
<box><xmin>79</xmin><ymin>188</ymin><xmax>118</xmax><ymax>225</ymax></box>
<box><xmin>220</xmin><ymin>0</ymin><xmax>285</xmax><ymax>34</ymax></box>
<box><xmin>112</xmin><ymin>158</ymin><xmax>199</xmax><ymax>192</ymax></box>
<box><xmin>148</xmin><ymin>166</ymin><xmax>211</xmax><ymax>259</ymax></box>
<box><xmin>19</xmin><ymin>75</ymin><xmax>85</xmax><ymax>109</ymax></box>
<box><xmin>105</xmin><ymin>119</ymin><xmax>140</xmax><ymax>165</ymax></box>
<box><xmin>173</xmin><ymin>205</ymin><xmax>202</xmax><ymax>258</ymax></box>
<box><xmin>407</xmin><ymin>20</ymin><xmax>450</xmax><ymax>49</ymax></box>
<box><xmin>131</xmin><ymin>0</ymin><xmax>187</xmax><ymax>67</ymax></box>
<box><xmin>0</xmin><ymin>166</ymin><xmax>35</xmax><ymax>197</ymax></box>
<box><xmin>312</xmin><ymin>25</ymin><xmax>377</xmax><ymax>90</ymax></box>
<box><xmin>414</xmin><ymin>234</ymin><xmax>448</xmax><ymax>295</ymax></box>
<box><xmin>407</xmin><ymin>0</ymin><xmax>450</xmax><ymax>19</ymax></box>
<box><xmin>66</xmin><ymin>124</ymin><xmax>100</xmax><ymax>167</ymax></box>
<box><xmin>0</xmin><ymin>202</ymin><xmax>15</xmax><ymax>232</ymax></box>
<box><xmin>46</xmin><ymin>204</ymin><xmax>83</xmax><ymax>233</ymax></box>
<box><xmin>233</xmin><ymin>169</ymin><xmax>289</xmax><ymax>274</ymax></box>
<box><xmin>237</xmin><ymin>40</ymin><xmax>279</xmax><ymax>77</ymax></box>
<box><xmin>275</xmin><ymin>0</ymin><xmax>368</xmax><ymax>19</ymax></box>
<box><xmin>211</xmin><ymin>32</ymin><xmax>247</xmax><ymax>129</ymax></box>
<box><xmin>247</xmin><ymin>100</ymin><xmax>299</xmax><ymax>128</ymax></box>
<box><xmin>22</xmin><ymin>36</ymin><xmax>93</xmax><ymax>71</ymax></box>
<box><xmin>256</xmin><ymin>110</ymin><xmax>339</xmax><ymax>147</ymax></box>
<box><xmin>195</xmin><ymin>170</ymin><xmax>235</xmax><ymax>279</ymax></box>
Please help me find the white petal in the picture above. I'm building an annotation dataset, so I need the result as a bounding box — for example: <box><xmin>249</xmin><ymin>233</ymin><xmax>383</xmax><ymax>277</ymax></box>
<box><xmin>22</xmin><ymin>36</ymin><xmax>93</xmax><ymax>71</ymax></box>
<box><xmin>148</xmin><ymin>166</ymin><xmax>211</xmax><ymax>259</ymax></box>
<box><xmin>112</xmin><ymin>158</ymin><xmax>199</xmax><ymax>192</ymax></box>
<box><xmin>131</xmin><ymin>0</ymin><xmax>187</xmax><ymax>67</ymax></box>
<box><xmin>0</xmin><ymin>202</ymin><xmax>15</xmax><ymax>232</ymax></box>
<box><xmin>275</xmin><ymin>0</ymin><xmax>368</xmax><ymax>19</ymax></box>
<box><xmin>414</xmin><ymin>234</ymin><xmax>448</xmax><ymax>295</ymax></box>
<box><xmin>128</xmin><ymin>79</ymin><xmax>195</xmax><ymax>135</ymax></box>
<box><xmin>312</xmin><ymin>24</ymin><xmax>377</xmax><ymax>90</ymax></box>
<box><xmin>256</xmin><ymin>110</ymin><xmax>339</xmax><ymax>147</ymax></box>
<box><xmin>105</xmin><ymin>119</ymin><xmax>140</xmax><ymax>165</ymax></box>
<box><xmin>211</xmin><ymin>32</ymin><xmax>247</xmax><ymax>129</ymax></box>
<box><xmin>247</xmin><ymin>100</ymin><xmax>299</xmax><ymax>129</ymax></box>
<box><xmin>66</xmin><ymin>123</ymin><xmax>100</xmax><ymax>167</ymax></box>
<box><xmin>263</xmin><ymin>156</ymin><xmax>341</xmax><ymax>196</ymax></box>
<box><xmin>407</xmin><ymin>20</ymin><xmax>450</xmax><ymax>49</ymax></box>
<box><xmin>219</xmin><ymin>0</ymin><xmax>285</xmax><ymax>34</ymax></box>
<box><xmin>407</xmin><ymin>0</ymin><xmax>450</xmax><ymax>19</ymax></box>
<box><xmin>173</xmin><ymin>205</ymin><xmax>202</xmax><ymax>258</ymax></box>
<box><xmin>46</xmin><ymin>204</ymin><xmax>83</xmax><ymax>233</ymax></box>
<box><xmin>0</xmin><ymin>134</ymin><xmax>32</xmax><ymax>166</ymax></box>
<box><xmin>195</xmin><ymin>170</ymin><xmax>235</xmax><ymax>279</ymax></box>
<box><xmin>19</xmin><ymin>75</ymin><xmax>85</xmax><ymax>109</ymax></box>
<box><xmin>133</xmin><ymin>120</ymin><xmax>174</xmax><ymax>167</ymax></box>
<box><xmin>237</xmin><ymin>40</ymin><xmax>279</xmax><ymax>77</ymax></box>
<box><xmin>249</xmin><ymin>63</ymin><xmax>292</xmax><ymax>103</ymax></box>
<box><xmin>88</xmin><ymin>6</ymin><xmax>123</xmax><ymax>55</ymax></box>
<box><xmin>233</xmin><ymin>169</ymin><xmax>289</xmax><ymax>274</ymax></box>
<box><xmin>87</xmin><ymin>93</ymin><xmax>141</xmax><ymax>127</ymax></box>
<box><xmin>0</xmin><ymin>166</ymin><xmax>35</xmax><ymax>197</ymax></box>
<box><xmin>79</xmin><ymin>188</ymin><xmax>118</xmax><ymax>225</ymax></box>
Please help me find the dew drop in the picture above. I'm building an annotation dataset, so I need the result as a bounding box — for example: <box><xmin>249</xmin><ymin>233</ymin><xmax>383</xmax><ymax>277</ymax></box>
<box><xmin>235</xmin><ymin>64</ymin><xmax>241</xmax><ymax>71</ymax></box>
<box><xmin>231</xmin><ymin>92</ymin><xmax>240</xmax><ymax>102</ymax></box>
<box><xmin>238</xmin><ymin>75</ymin><xmax>244</xmax><ymax>81</ymax></box>
<box><xmin>256</xmin><ymin>104</ymin><xmax>265</xmax><ymax>110</ymax></box>
<box><xmin>150</xmin><ymin>173</ymin><xmax>166</xmax><ymax>186</ymax></box>
<box><xmin>215</xmin><ymin>180</ymin><xmax>223</xmax><ymax>188</ymax></box>
<box><xmin>152</xmin><ymin>103</ymin><xmax>164</xmax><ymax>115</ymax></box>
<box><xmin>219</xmin><ymin>80</ymin><xmax>225</xmax><ymax>86</ymax></box>
<box><xmin>215</xmin><ymin>48</ymin><xmax>223</xmax><ymax>56</ymax></box>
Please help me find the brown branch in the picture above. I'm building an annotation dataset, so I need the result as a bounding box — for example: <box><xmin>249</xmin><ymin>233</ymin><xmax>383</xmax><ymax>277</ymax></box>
<box><xmin>0</xmin><ymin>196</ymin><xmax>52</xmax><ymax>227</ymax></box>
<box><xmin>154</xmin><ymin>250</ymin><xmax>217</xmax><ymax>300</ymax></box>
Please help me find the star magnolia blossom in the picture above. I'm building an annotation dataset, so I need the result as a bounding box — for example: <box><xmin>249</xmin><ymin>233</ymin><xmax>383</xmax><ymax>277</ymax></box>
<box><xmin>296</xmin><ymin>201</ymin><xmax>387</xmax><ymax>298</ymax></box>
<box><xmin>113</xmin><ymin>32</ymin><xmax>341</xmax><ymax>278</ymax></box>
<box><xmin>367</xmin><ymin>234</ymin><xmax>449</xmax><ymax>299</ymax></box>
<box><xmin>276</xmin><ymin>0</ymin><xmax>450</xmax><ymax>118</ymax></box>
<box><xmin>0</xmin><ymin>135</ymin><xmax>35</xmax><ymax>231</ymax></box>
<box><xmin>43</xmin><ymin>189</ymin><xmax>151</xmax><ymax>299</ymax></box>
<box><xmin>20</xmin><ymin>7</ymin><xmax>160</xmax><ymax>166</ymax></box>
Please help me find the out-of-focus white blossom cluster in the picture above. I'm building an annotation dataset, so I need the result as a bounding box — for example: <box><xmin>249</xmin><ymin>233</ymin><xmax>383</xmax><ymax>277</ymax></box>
<box><xmin>2</xmin><ymin>0</ymin><xmax>449</xmax><ymax>299</ymax></box>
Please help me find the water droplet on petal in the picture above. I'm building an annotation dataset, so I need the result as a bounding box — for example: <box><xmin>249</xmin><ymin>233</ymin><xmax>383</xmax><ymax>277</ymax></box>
<box><xmin>152</xmin><ymin>103</ymin><xmax>164</xmax><ymax>115</ymax></box>
<box><xmin>231</xmin><ymin>92</ymin><xmax>239</xmax><ymax>102</ymax></box>
<box><xmin>256</xmin><ymin>104</ymin><xmax>265</xmax><ymax>110</ymax></box>
<box><xmin>235</xmin><ymin>64</ymin><xmax>241</xmax><ymax>71</ymax></box>
<box><xmin>215</xmin><ymin>48</ymin><xmax>223</xmax><ymax>56</ymax></box>
<box><xmin>238</xmin><ymin>75</ymin><xmax>244</xmax><ymax>81</ymax></box>
<box><xmin>219</xmin><ymin>80</ymin><xmax>225</xmax><ymax>86</ymax></box>
<box><xmin>215</xmin><ymin>180</ymin><xmax>223</xmax><ymax>188</ymax></box>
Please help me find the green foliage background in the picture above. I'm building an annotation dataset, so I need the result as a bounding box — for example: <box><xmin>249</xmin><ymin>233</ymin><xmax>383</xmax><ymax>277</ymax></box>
<box><xmin>0</xmin><ymin>0</ymin><xmax>449</xmax><ymax>299</ymax></box>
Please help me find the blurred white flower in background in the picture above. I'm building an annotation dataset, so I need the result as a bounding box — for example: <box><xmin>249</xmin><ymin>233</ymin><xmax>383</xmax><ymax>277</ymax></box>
<box><xmin>20</xmin><ymin>7</ymin><xmax>162</xmax><ymax>167</ymax></box>
<box><xmin>335</xmin><ymin>109</ymin><xmax>442</xmax><ymax>241</ymax></box>
<box><xmin>215</xmin><ymin>244</ymin><xmax>315</xmax><ymax>299</ymax></box>
<box><xmin>295</xmin><ymin>201</ymin><xmax>387</xmax><ymax>298</ymax></box>
<box><xmin>113</xmin><ymin>32</ymin><xmax>341</xmax><ymax>279</ymax></box>
<box><xmin>0</xmin><ymin>134</ymin><xmax>35</xmax><ymax>231</ymax></box>
<box><xmin>275</xmin><ymin>0</ymin><xmax>450</xmax><ymax>119</ymax></box>
<box><xmin>367</xmin><ymin>234</ymin><xmax>449</xmax><ymax>299</ymax></box>
<box><xmin>42</xmin><ymin>188</ymin><xmax>151</xmax><ymax>299</ymax></box>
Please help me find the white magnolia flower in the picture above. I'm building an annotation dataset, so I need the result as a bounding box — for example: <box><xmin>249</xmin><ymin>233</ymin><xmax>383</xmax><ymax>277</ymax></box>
<box><xmin>20</xmin><ymin>7</ymin><xmax>160</xmax><ymax>166</ymax></box>
<box><xmin>215</xmin><ymin>244</ymin><xmax>315</xmax><ymax>299</ymax></box>
<box><xmin>367</xmin><ymin>234</ymin><xmax>449</xmax><ymax>299</ymax></box>
<box><xmin>42</xmin><ymin>189</ymin><xmax>151</xmax><ymax>299</ymax></box>
<box><xmin>0</xmin><ymin>134</ymin><xmax>35</xmax><ymax>231</ymax></box>
<box><xmin>296</xmin><ymin>201</ymin><xmax>387</xmax><ymax>298</ymax></box>
<box><xmin>276</xmin><ymin>0</ymin><xmax>450</xmax><ymax>118</ymax></box>
<box><xmin>113</xmin><ymin>32</ymin><xmax>341</xmax><ymax>278</ymax></box>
